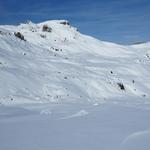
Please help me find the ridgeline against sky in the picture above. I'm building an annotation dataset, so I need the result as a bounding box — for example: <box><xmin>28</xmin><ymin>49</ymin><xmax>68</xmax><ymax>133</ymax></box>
<box><xmin>0</xmin><ymin>0</ymin><xmax>150</xmax><ymax>44</ymax></box>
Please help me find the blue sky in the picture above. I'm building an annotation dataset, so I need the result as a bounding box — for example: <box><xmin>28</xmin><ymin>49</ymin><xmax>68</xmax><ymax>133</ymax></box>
<box><xmin>0</xmin><ymin>0</ymin><xmax>150</xmax><ymax>44</ymax></box>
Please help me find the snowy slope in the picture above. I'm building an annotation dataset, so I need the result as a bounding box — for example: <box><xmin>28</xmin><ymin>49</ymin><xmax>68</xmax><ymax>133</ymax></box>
<box><xmin>0</xmin><ymin>20</ymin><xmax>150</xmax><ymax>150</ymax></box>
<box><xmin>0</xmin><ymin>20</ymin><xmax>150</xmax><ymax>105</ymax></box>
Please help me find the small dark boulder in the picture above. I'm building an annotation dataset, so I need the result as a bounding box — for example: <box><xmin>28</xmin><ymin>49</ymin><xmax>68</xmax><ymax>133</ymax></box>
<box><xmin>110</xmin><ymin>71</ymin><xmax>113</xmax><ymax>74</ymax></box>
<box><xmin>42</xmin><ymin>25</ymin><xmax>52</xmax><ymax>32</ymax></box>
<box><xmin>14</xmin><ymin>32</ymin><xmax>26</xmax><ymax>41</ymax></box>
<box><xmin>40</xmin><ymin>34</ymin><xmax>46</xmax><ymax>38</ymax></box>
<box><xmin>117</xmin><ymin>83</ymin><xmax>125</xmax><ymax>90</ymax></box>
<box><xmin>64</xmin><ymin>76</ymin><xmax>68</xmax><ymax>79</ymax></box>
<box><xmin>60</xmin><ymin>21</ymin><xmax>70</xmax><ymax>25</ymax></box>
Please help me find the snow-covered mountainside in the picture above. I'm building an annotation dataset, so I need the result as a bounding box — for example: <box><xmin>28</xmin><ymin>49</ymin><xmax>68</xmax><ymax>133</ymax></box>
<box><xmin>0</xmin><ymin>20</ymin><xmax>150</xmax><ymax>105</ymax></box>
<box><xmin>1</xmin><ymin>20</ymin><xmax>150</xmax><ymax>150</ymax></box>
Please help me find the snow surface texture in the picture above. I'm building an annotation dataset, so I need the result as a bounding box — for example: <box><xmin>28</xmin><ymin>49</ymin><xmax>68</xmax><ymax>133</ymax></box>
<box><xmin>0</xmin><ymin>20</ymin><xmax>150</xmax><ymax>150</ymax></box>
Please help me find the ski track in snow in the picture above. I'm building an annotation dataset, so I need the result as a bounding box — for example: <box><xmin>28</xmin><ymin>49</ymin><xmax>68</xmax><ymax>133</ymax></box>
<box><xmin>121</xmin><ymin>129</ymin><xmax>150</xmax><ymax>150</ymax></box>
<box><xmin>60</xmin><ymin>109</ymin><xmax>89</xmax><ymax>119</ymax></box>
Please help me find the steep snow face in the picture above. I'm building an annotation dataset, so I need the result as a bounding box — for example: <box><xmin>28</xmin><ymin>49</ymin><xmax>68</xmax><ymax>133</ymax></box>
<box><xmin>0</xmin><ymin>20</ymin><xmax>150</xmax><ymax>105</ymax></box>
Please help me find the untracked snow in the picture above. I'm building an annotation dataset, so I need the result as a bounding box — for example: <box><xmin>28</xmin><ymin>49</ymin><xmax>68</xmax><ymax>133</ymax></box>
<box><xmin>0</xmin><ymin>20</ymin><xmax>150</xmax><ymax>150</ymax></box>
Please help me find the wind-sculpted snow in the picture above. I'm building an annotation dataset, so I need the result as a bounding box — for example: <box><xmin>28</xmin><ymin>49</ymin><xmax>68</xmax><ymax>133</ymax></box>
<box><xmin>0</xmin><ymin>103</ymin><xmax>150</xmax><ymax>150</ymax></box>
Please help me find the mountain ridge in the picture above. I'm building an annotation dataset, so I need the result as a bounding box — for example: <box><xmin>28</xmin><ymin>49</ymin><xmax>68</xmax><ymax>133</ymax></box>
<box><xmin>0</xmin><ymin>20</ymin><xmax>150</xmax><ymax>105</ymax></box>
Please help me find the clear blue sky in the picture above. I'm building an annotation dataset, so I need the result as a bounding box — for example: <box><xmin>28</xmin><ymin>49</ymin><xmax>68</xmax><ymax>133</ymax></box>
<box><xmin>0</xmin><ymin>0</ymin><xmax>150</xmax><ymax>44</ymax></box>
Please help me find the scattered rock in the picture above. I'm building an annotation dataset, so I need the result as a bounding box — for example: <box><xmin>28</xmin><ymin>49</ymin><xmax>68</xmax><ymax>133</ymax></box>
<box><xmin>64</xmin><ymin>76</ymin><xmax>68</xmax><ymax>79</ymax></box>
<box><xmin>60</xmin><ymin>21</ymin><xmax>70</xmax><ymax>25</ymax></box>
<box><xmin>117</xmin><ymin>82</ymin><xmax>125</xmax><ymax>90</ymax></box>
<box><xmin>40</xmin><ymin>34</ymin><xmax>46</xmax><ymax>38</ymax></box>
<box><xmin>146</xmin><ymin>54</ymin><xmax>150</xmax><ymax>59</ymax></box>
<box><xmin>14</xmin><ymin>32</ymin><xmax>26</xmax><ymax>41</ymax></box>
<box><xmin>0</xmin><ymin>31</ymin><xmax>3</xmax><ymax>35</ymax></box>
<box><xmin>142</xmin><ymin>94</ymin><xmax>146</xmax><ymax>97</ymax></box>
<box><xmin>110</xmin><ymin>71</ymin><xmax>113</xmax><ymax>74</ymax></box>
<box><xmin>42</xmin><ymin>25</ymin><xmax>52</xmax><ymax>32</ymax></box>
<box><xmin>55</xmin><ymin>48</ymin><xmax>59</xmax><ymax>51</ymax></box>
